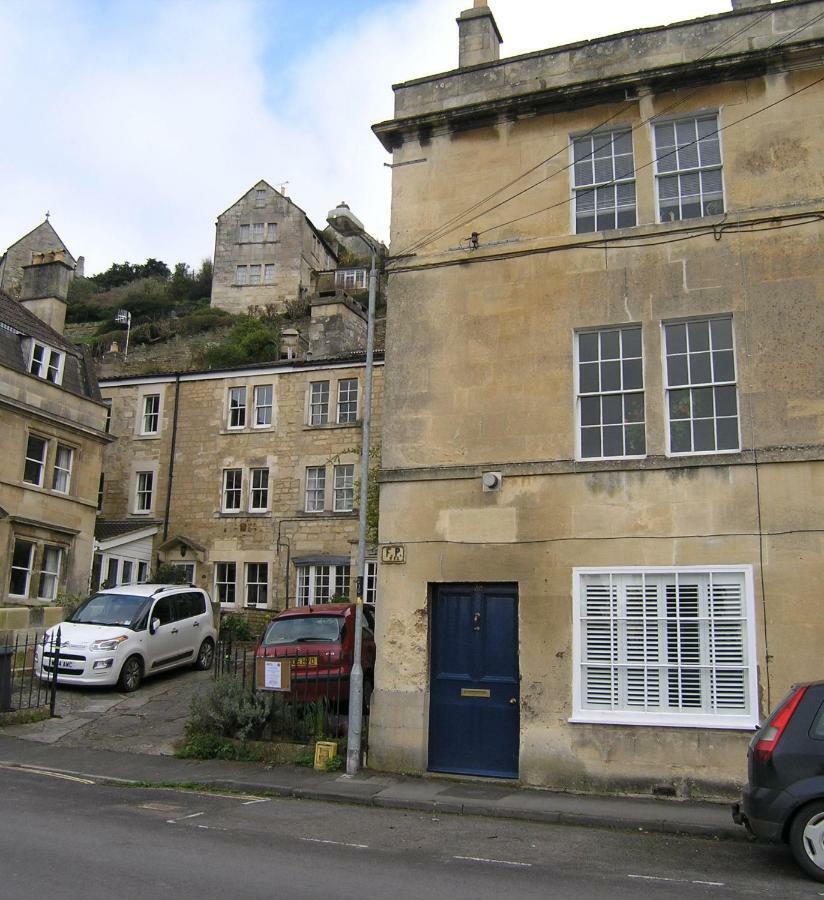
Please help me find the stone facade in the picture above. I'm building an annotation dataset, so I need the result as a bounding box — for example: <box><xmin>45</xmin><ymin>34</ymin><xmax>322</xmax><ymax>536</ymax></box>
<box><xmin>370</xmin><ymin>0</ymin><xmax>824</xmax><ymax>797</ymax></box>
<box><xmin>211</xmin><ymin>181</ymin><xmax>338</xmax><ymax>315</ymax></box>
<box><xmin>0</xmin><ymin>272</ymin><xmax>109</xmax><ymax>607</ymax></box>
<box><xmin>98</xmin><ymin>356</ymin><xmax>384</xmax><ymax>611</ymax></box>
<box><xmin>0</xmin><ymin>219</ymin><xmax>78</xmax><ymax>298</ymax></box>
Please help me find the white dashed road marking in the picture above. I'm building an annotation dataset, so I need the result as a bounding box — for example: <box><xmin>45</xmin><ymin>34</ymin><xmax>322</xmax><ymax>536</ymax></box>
<box><xmin>300</xmin><ymin>838</ymin><xmax>370</xmax><ymax>850</ymax></box>
<box><xmin>628</xmin><ymin>874</ymin><xmax>725</xmax><ymax>887</ymax></box>
<box><xmin>454</xmin><ymin>856</ymin><xmax>532</xmax><ymax>868</ymax></box>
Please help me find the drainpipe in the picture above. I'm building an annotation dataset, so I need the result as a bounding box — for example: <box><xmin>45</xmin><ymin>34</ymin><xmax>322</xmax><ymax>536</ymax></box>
<box><xmin>162</xmin><ymin>374</ymin><xmax>181</xmax><ymax>541</ymax></box>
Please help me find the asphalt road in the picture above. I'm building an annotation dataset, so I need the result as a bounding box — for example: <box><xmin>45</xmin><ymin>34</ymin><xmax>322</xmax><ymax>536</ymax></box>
<box><xmin>0</xmin><ymin>766</ymin><xmax>820</xmax><ymax>899</ymax></box>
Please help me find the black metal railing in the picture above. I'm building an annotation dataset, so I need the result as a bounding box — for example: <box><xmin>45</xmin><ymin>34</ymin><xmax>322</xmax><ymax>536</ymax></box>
<box><xmin>0</xmin><ymin>630</ymin><xmax>60</xmax><ymax>717</ymax></box>
<box><xmin>213</xmin><ymin>639</ymin><xmax>353</xmax><ymax>744</ymax></box>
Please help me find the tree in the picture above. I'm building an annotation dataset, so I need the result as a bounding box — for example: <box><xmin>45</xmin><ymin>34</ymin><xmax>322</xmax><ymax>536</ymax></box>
<box><xmin>202</xmin><ymin>317</ymin><xmax>281</xmax><ymax>368</ymax></box>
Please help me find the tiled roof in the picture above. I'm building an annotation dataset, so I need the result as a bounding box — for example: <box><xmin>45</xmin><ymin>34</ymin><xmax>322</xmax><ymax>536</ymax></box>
<box><xmin>0</xmin><ymin>289</ymin><xmax>100</xmax><ymax>400</ymax></box>
<box><xmin>95</xmin><ymin>519</ymin><xmax>161</xmax><ymax>542</ymax></box>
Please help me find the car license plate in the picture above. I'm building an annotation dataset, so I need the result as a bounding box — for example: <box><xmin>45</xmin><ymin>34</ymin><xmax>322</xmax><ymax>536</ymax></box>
<box><xmin>58</xmin><ymin>661</ymin><xmax>75</xmax><ymax>670</ymax></box>
<box><xmin>293</xmin><ymin>656</ymin><xmax>318</xmax><ymax>667</ymax></box>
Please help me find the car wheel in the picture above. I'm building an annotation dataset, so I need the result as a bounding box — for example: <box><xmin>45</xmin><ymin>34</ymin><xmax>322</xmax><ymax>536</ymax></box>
<box><xmin>194</xmin><ymin>638</ymin><xmax>215</xmax><ymax>671</ymax></box>
<box><xmin>789</xmin><ymin>801</ymin><xmax>824</xmax><ymax>882</ymax></box>
<box><xmin>118</xmin><ymin>655</ymin><xmax>143</xmax><ymax>693</ymax></box>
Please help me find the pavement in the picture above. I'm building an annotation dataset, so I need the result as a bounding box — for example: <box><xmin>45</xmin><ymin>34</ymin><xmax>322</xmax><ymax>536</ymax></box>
<box><xmin>0</xmin><ymin>668</ymin><xmax>747</xmax><ymax>842</ymax></box>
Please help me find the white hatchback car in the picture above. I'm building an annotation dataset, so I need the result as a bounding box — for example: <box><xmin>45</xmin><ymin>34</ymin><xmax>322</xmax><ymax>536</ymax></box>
<box><xmin>36</xmin><ymin>584</ymin><xmax>218</xmax><ymax>692</ymax></box>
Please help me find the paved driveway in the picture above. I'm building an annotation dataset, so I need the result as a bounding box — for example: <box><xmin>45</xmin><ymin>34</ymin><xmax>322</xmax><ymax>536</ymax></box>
<box><xmin>3</xmin><ymin>668</ymin><xmax>212</xmax><ymax>755</ymax></box>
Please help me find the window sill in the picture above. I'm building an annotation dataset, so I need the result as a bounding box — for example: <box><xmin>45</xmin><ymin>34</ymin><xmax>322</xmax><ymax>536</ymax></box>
<box><xmin>135</xmin><ymin>433</ymin><xmax>161</xmax><ymax>440</ymax></box>
<box><xmin>218</xmin><ymin>511</ymin><xmax>272</xmax><ymax>518</ymax></box>
<box><xmin>296</xmin><ymin>510</ymin><xmax>358</xmax><ymax>519</ymax></box>
<box><xmin>218</xmin><ymin>427</ymin><xmax>274</xmax><ymax>436</ymax></box>
<box><xmin>569</xmin><ymin>713</ymin><xmax>758</xmax><ymax>731</ymax></box>
<box><xmin>303</xmin><ymin>422</ymin><xmax>361</xmax><ymax>432</ymax></box>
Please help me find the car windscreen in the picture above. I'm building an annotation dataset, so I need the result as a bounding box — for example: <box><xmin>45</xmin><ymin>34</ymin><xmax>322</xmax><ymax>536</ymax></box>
<box><xmin>262</xmin><ymin>615</ymin><xmax>344</xmax><ymax>646</ymax></box>
<box><xmin>68</xmin><ymin>593</ymin><xmax>150</xmax><ymax>629</ymax></box>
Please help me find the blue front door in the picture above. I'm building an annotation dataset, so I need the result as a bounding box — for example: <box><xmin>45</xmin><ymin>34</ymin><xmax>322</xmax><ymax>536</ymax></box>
<box><xmin>428</xmin><ymin>583</ymin><xmax>519</xmax><ymax>779</ymax></box>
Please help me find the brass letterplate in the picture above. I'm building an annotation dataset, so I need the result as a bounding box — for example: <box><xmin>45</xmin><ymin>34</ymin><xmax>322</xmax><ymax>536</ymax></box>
<box><xmin>461</xmin><ymin>688</ymin><xmax>491</xmax><ymax>698</ymax></box>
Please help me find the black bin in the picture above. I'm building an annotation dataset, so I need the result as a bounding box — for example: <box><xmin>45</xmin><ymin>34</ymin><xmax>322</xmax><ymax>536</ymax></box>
<box><xmin>0</xmin><ymin>645</ymin><xmax>14</xmax><ymax>712</ymax></box>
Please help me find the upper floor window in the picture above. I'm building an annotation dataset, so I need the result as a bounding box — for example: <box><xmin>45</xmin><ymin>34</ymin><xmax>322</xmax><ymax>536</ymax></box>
<box><xmin>29</xmin><ymin>341</ymin><xmax>64</xmax><ymax>385</ymax></box>
<box><xmin>266</xmin><ymin>222</ymin><xmax>278</xmax><ymax>241</ymax></box>
<box><xmin>252</xmin><ymin>223</ymin><xmax>264</xmax><ymax>243</ymax></box>
<box><xmin>337</xmin><ymin>379</ymin><xmax>358</xmax><ymax>424</ymax></box>
<box><xmin>664</xmin><ymin>316</ymin><xmax>739</xmax><ymax>455</ymax></box>
<box><xmin>24</xmin><ymin>434</ymin><xmax>48</xmax><ymax>486</ymax></box>
<box><xmin>577</xmin><ymin>326</ymin><xmax>645</xmax><ymax>459</ymax></box>
<box><xmin>305</xmin><ymin>466</ymin><xmax>326</xmax><ymax>512</ymax></box>
<box><xmin>135</xmin><ymin>471</ymin><xmax>154</xmax><ymax>513</ymax></box>
<box><xmin>654</xmin><ymin>113</ymin><xmax>724</xmax><ymax>222</ymax></box>
<box><xmin>249</xmin><ymin>264</ymin><xmax>262</xmax><ymax>286</ymax></box>
<box><xmin>335</xmin><ymin>269</ymin><xmax>368</xmax><ymax>290</ymax></box>
<box><xmin>239</xmin><ymin>224</ymin><xmax>250</xmax><ymax>243</ymax></box>
<box><xmin>573</xmin><ymin>566</ymin><xmax>756</xmax><ymax>728</ymax></box>
<box><xmin>333</xmin><ymin>464</ymin><xmax>355</xmax><ymax>512</ymax></box>
<box><xmin>141</xmin><ymin>394</ymin><xmax>160</xmax><ymax>435</ymax></box>
<box><xmin>309</xmin><ymin>381</ymin><xmax>330</xmax><ymax>425</ymax></box>
<box><xmin>228</xmin><ymin>387</ymin><xmax>247</xmax><ymax>429</ymax></box>
<box><xmin>222</xmin><ymin>468</ymin><xmax>242</xmax><ymax>512</ymax></box>
<box><xmin>264</xmin><ymin>263</ymin><xmax>275</xmax><ymax>284</ymax></box>
<box><xmin>249</xmin><ymin>468</ymin><xmax>270</xmax><ymax>512</ymax></box>
<box><xmin>572</xmin><ymin>128</ymin><xmax>636</xmax><ymax>234</ymax></box>
<box><xmin>255</xmin><ymin>188</ymin><xmax>266</xmax><ymax>207</ymax></box>
<box><xmin>254</xmin><ymin>384</ymin><xmax>273</xmax><ymax>427</ymax></box>
<box><xmin>235</xmin><ymin>265</ymin><xmax>249</xmax><ymax>286</ymax></box>
<box><xmin>52</xmin><ymin>445</ymin><xmax>74</xmax><ymax>494</ymax></box>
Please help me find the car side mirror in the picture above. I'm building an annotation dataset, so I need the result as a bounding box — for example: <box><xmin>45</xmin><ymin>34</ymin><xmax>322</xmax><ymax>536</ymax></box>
<box><xmin>149</xmin><ymin>617</ymin><xmax>160</xmax><ymax>635</ymax></box>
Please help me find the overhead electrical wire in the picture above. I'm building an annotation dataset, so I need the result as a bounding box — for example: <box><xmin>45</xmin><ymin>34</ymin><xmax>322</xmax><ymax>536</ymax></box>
<box><xmin>388</xmin><ymin>9</ymin><xmax>824</xmax><ymax>264</ymax></box>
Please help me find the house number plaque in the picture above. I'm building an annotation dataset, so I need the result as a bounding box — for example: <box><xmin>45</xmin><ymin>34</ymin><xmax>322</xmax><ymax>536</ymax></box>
<box><xmin>381</xmin><ymin>545</ymin><xmax>406</xmax><ymax>564</ymax></box>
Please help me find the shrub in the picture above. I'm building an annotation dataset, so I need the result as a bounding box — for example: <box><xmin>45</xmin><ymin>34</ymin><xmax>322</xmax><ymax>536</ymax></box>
<box><xmin>151</xmin><ymin>563</ymin><xmax>191</xmax><ymax>585</ymax></box>
<box><xmin>186</xmin><ymin>677</ymin><xmax>270</xmax><ymax>742</ymax></box>
<box><xmin>202</xmin><ymin>316</ymin><xmax>281</xmax><ymax>368</ymax></box>
<box><xmin>219</xmin><ymin>613</ymin><xmax>256</xmax><ymax>643</ymax></box>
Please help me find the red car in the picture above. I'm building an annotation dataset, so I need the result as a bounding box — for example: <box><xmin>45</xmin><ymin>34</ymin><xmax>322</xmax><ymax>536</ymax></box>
<box><xmin>256</xmin><ymin>603</ymin><xmax>376</xmax><ymax>709</ymax></box>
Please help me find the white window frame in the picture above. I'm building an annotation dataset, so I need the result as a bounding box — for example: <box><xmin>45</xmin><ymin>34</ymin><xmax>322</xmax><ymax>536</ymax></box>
<box><xmin>245</xmin><ymin>562</ymin><xmax>268</xmax><ymax>608</ymax></box>
<box><xmin>215</xmin><ymin>562</ymin><xmax>237</xmax><ymax>606</ymax></box>
<box><xmin>266</xmin><ymin>222</ymin><xmax>278</xmax><ymax>242</ymax></box>
<box><xmin>296</xmin><ymin>563</ymin><xmax>351</xmax><ymax>605</ymax></box>
<box><xmin>662</xmin><ymin>316</ymin><xmax>740</xmax><ymax>457</ymax></box>
<box><xmin>365</xmin><ymin>560</ymin><xmax>378</xmax><ymax>606</ymax></box>
<box><xmin>252</xmin><ymin>222</ymin><xmax>264</xmax><ymax>243</ymax></box>
<box><xmin>335</xmin><ymin>269</ymin><xmax>368</xmax><ymax>290</ymax></box>
<box><xmin>336</xmin><ymin>378</ymin><xmax>358</xmax><ymax>424</ymax></box>
<box><xmin>653</xmin><ymin>112</ymin><xmax>725</xmax><ymax>224</ymax></box>
<box><xmin>238</xmin><ymin>224</ymin><xmax>250</xmax><ymax>243</ymax></box>
<box><xmin>570</xmin><ymin>127</ymin><xmax>637</xmax><ymax>234</ymax></box>
<box><xmin>253</xmin><ymin>384</ymin><xmax>273</xmax><ymax>427</ymax></box>
<box><xmin>52</xmin><ymin>444</ymin><xmax>74</xmax><ymax>494</ymax></box>
<box><xmin>309</xmin><ymin>381</ymin><xmax>330</xmax><ymax>425</ymax></box>
<box><xmin>134</xmin><ymin>471</ymin><xmax>154</xmax><ymax>513</ymax></box>
<box><xmin>249</xmin><ymin>264</ymin><xmax>261</xmax><ymax>286</ymax></box>
<box><xmin>249</xmin><ymin>467</ymin><xmax>270</xmax><ymax>512</ymax></box>
<box><xmin>141</xmin><ymin>393</ymin><xmax>161</xmax><ymax>435</ymax></box>
<box><xmin>24</xmin><ymin>434</ymin><xmax>48</xmax><ymax>487</ymax></box>
<box><xmin>333</xmin><ymin>464</ymin><xmax>355</xmax><ymax>513</ymax></box>
<box><xmin>29</xmin><ymin>341</ymin><xmax>64</xmax><ymax>385</ymax></box>
<box><xmin>235</xmin><ymin>265</ymin><xmax>248</xmax><ymax>286</ymax></box>
<box><xmin>571</xmin><ymin>565</ymin><xmax>758</xmax><ymax>730</ymax></box>
<box><xmin>264</xmin><ymin>263</ymin><xmax>275</xmax><ymax>285</ymax></box>
<box><xmin>37</xmin><ymin>546</ymin><xmax>62</xmax><ymax>601</ymax></box>
<box><xmin>575</xmin><ymin>325</ymin><xmax>646</xmax><ymax>460</ymax></box>
<box><xmin>228</xmin><ymin>386</ymin><xmax>247</xmax><ymax>429</ymax></box>
<box><xmin>222</xmin><ymin>468</ymin><xmax>242</xmax><ymax>512</ymax></box>
<box><xmin>305</xmin><ymin>466</ymin><xmax>326</xmax><ymax>513</ymax></box>
<box><xmin>9</xmin><ymin>539</ymin><xmax>35</xmax><ymax>598</ymax></box>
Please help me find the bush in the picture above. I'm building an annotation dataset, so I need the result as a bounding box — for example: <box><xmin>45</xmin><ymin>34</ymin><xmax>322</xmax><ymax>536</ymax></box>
<box><xmin>202</xmin><ymin>316</ymin><xmax>281</xmax><ymax>368</ymax></box>
<box><xmin>186</xmin><ymin>677</ymin><xmax>270</xmax><ymax>742</ymax></box>
<box><xmin>151</xmin><ymin>563</ymin><xmax>191</xmax><ymax>585</ymax></box>
<box><xmin>219</xmin><ymin>613</ymin><xmax>256</xmax><ymax>643</ymax></box>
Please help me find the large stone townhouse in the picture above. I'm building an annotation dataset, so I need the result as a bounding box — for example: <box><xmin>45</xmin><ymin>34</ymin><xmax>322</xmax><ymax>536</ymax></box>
<box><xmin>370</xmin><ymin>0</ymin><xmax>824</xmax><ymax>797</ymax></box>
<box><xmin>0</xmin><ymin>252</ymin><xmax>108</xmax><ymax>606</ymax></box>
<box><xmin>98</xmin><ymin>293</ymin><xmax>383</xmax><ymax>614</ymax></box>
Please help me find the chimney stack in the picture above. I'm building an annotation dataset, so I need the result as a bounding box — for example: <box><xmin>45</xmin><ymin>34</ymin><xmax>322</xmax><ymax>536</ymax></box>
<box><xmin>19</xmin><ymin>250</ymin><xmax>72</xmax><ymax>334</ymax></box>
<box><xmin>457</xmin><ymin>1</ymin><xmax>502</xmax><ymax>68</ymax></box>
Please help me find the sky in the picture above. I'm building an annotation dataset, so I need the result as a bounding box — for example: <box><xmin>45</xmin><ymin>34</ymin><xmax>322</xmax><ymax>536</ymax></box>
<box><xmin>0</xmin><ymin>0</ymin><xmax>728</xmax><ymax>275</ymax></box>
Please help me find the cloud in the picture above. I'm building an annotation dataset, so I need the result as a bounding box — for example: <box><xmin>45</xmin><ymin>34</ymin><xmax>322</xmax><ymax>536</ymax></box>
<box><xmin>0</xmin><ymin>0</ymin><xmax>727</xmax><ymax>273</ymax></box>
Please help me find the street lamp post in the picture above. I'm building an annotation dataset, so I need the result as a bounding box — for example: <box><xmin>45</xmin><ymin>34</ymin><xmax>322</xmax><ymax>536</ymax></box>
<box><xmin>327</xmin><ymin>203</ymin><xmax>378</xmax><ymax>776</ymax></box>
<box><xmin>115</xmin><ymin>308</ymin><xmax>132</xmax><ymax>359</ymax></box>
